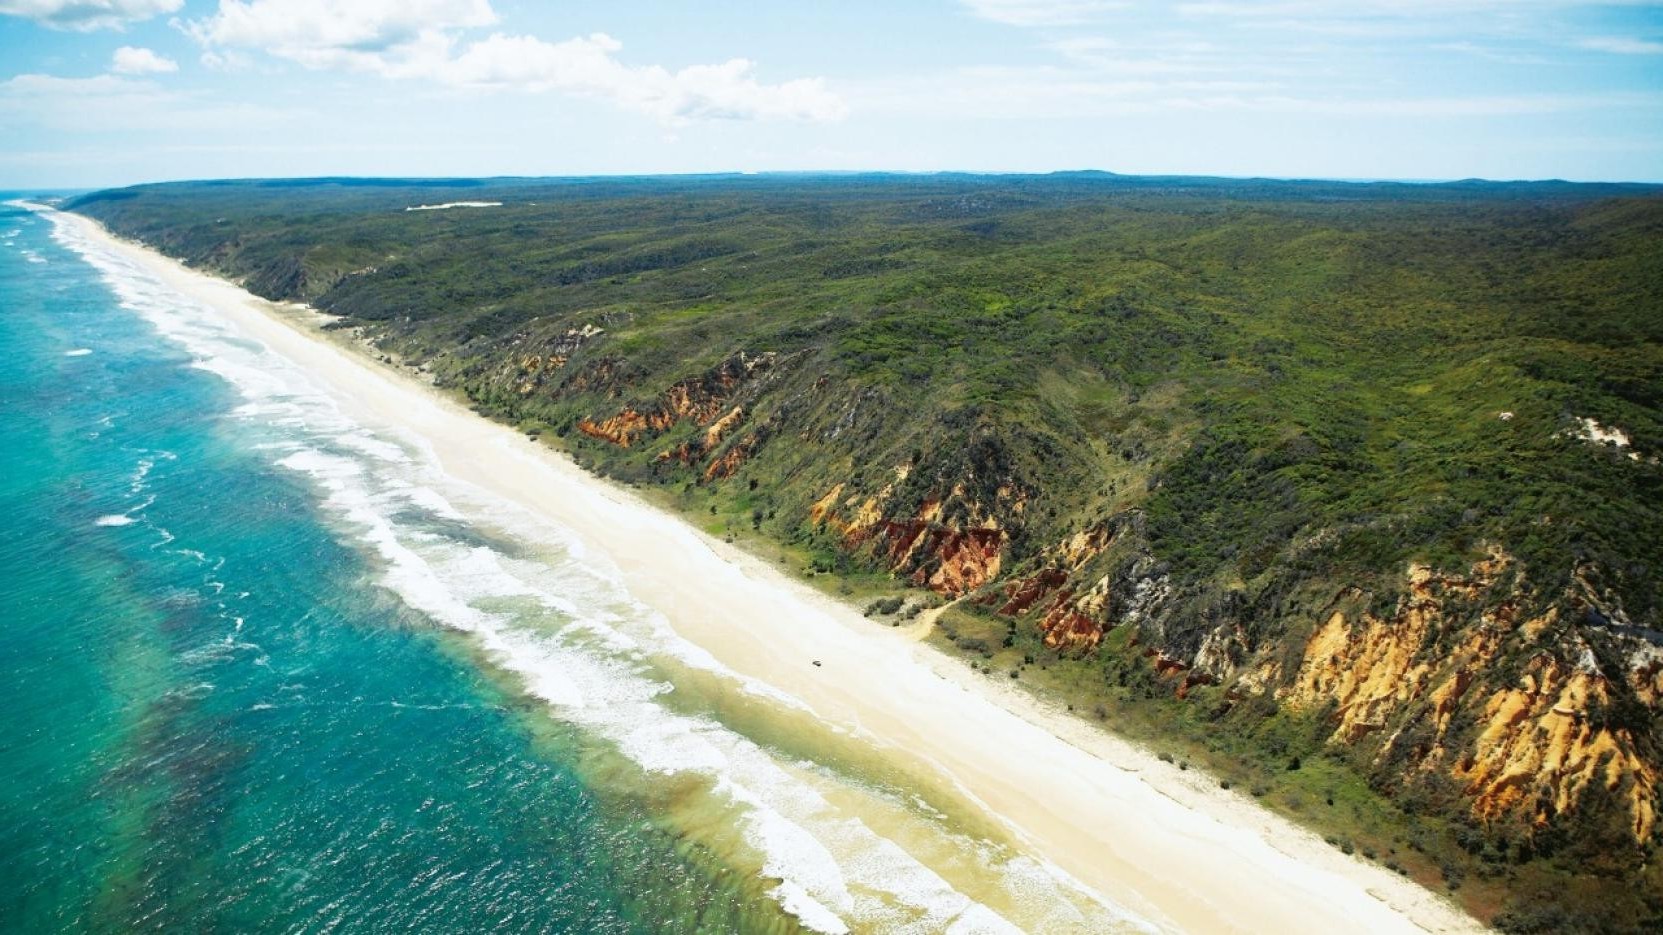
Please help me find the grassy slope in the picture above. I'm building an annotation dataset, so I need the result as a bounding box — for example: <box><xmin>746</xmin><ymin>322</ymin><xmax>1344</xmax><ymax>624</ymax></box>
<box><xmin>70</xmin><ymin>174</ymin><xmax>1663</xmax><ymax>931</ymax></box>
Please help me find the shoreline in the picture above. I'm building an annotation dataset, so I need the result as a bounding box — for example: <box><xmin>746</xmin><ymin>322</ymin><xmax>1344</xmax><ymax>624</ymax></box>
<box><xmin>53</xmin><ymin>206</ymin><xmax>1487</xmax><ymax>935</ymax></box>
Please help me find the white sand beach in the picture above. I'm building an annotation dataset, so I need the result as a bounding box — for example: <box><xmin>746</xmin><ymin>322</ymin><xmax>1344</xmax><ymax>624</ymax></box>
<box><xmin>59</xmin><ymin>208</ymin><xmax>1488</xmax><ymax>935</ymax></box>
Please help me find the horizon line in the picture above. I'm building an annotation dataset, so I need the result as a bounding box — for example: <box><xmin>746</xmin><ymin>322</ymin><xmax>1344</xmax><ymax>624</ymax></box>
<box><xmin>10</xmin><ymin>167</ymin><xmax>1663</xmax><ymax>194</ymax></box>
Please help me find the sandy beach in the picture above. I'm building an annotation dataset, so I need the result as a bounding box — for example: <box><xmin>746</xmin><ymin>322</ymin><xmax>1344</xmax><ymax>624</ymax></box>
<box><xmin>57</xmin><ymin>207</ymin><xmax>1488</xmax><ymax>935</ymax></box>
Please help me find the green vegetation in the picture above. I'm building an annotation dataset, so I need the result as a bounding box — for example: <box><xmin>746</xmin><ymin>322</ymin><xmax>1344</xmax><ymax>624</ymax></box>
<box><xmin>70</xmin><ymin>172</ymin><xmax>1663</xmax><ymax>931</ymax></box>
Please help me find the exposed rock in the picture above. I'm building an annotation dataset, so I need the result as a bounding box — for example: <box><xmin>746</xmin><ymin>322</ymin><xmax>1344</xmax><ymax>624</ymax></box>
<box><xmin>1457</xmin><ymin>653</ymin><xmax>1657</xmax><ymax>842</ymax></box>
<box><xmin>704</xmin><ymin>405</ymin><xmax>744</xmax><ymax>449</ymax></box>
<box><xmin>1037</xmin><ymin>575</ymin><xmax>1113</xmax><ymax>651</ymax></box>
<box><xmin>581</xmin><ymin>352</ymin><xmax>776</xmax><ymax>450</ymax></box>
<box><xmin>916</xmin><ymin>526</ymin><xmax>1005</xmax><ymax>596</ymax></box>
<box><xmin>985</xmin><ymin>524</ymin><xmax>1119</xmax><ymax>651</ymax></box>
<box><xmin>997</xmin><ymin>567</ymin><xmax>1070</xmax><ymax>616</ymax></box>
<box><xmin>501</xmin><ymin>324</ymin><xmax>604</xmax><ymax>395</ymax></box>
<box><xmin>1191</xmin><ymin>623</ymin><xmax>1247</xmax><ymax>684</ymax></box>
<box><xmin>809</xmin><ymin>483</ymin><xmax>845</xmax><ymax>525</ymax></box>
<box><xmin>1276</xmin><ymin>551</ymin><xmax>1660</xmax><ymax>845</ymax></box>
<box><xmin>577</xmin><ymin>406</ymin><xmax>672</xmax><ymax>447</ymax></box>
<box><xmin>807</xmin><ymin>472</ymin><xmax>1013</xmax><ymax>597</ymax></box>
<box><xmin>703</xmin><ymin>435</ymin><xmax>758</xmax><ymax>481</ymax></box>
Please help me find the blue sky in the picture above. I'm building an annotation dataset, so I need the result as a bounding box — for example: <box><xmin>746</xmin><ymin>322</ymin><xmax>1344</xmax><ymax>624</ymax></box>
<box><xmin>2</xmin><ymin>0</ymin><xmax>1661</xmax><ymax>187</ymax></box>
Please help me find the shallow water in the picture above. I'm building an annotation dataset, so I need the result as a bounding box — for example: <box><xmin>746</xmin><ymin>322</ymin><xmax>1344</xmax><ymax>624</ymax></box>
<box><xmin>0</xmin><ymin>200</ymin><xmax>1152</xmax><ymax>934</ymax></box>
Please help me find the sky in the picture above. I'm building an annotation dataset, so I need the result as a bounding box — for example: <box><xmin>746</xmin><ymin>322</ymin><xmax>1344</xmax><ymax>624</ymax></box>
<box><xmin>1</xmin><ymin>0</ymin><xmax>1661</xmax><ymax>188</ymax></box>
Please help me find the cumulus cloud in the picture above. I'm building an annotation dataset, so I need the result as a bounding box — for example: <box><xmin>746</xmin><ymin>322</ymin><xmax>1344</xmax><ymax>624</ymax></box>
<box><xmin>183</xmin><ymin>0</ymin><xmax>494</xmax><ymax>71</ymax></box>
<box><xmin>111</xmin><ymin>45</ymin><xmax>178</xmax><ymax>74</ymax></box>
<box><xmin>0</xmin><ymin>0</ymin><xmax>180</xmax><ymax>30</ymax></box>
<box><xmin>182</xmin><ymin>0</ymin><xmax>844</xmax><ymax>122</ymax></box>
<box><xmin>439</xmin><ymin>33</ymin><xmax>845</xmax><ymax>122</ymax></box>
<box><xmin>198</xmin><ymin>48</ymin><xmax>252</xmax><ymax>71</ymax></box>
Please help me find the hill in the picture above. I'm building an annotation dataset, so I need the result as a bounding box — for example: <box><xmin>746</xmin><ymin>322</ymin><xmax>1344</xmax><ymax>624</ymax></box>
<box><xmin>71</xmin><ymin>173</ymin><xmax>1663</xmax><ymax>930</ymax></box>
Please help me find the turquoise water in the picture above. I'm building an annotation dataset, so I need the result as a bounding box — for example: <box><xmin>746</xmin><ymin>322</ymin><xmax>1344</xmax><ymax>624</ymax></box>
<box><xmin>0</xmin><ymin>200</ymin><xmax>1150</xmax><ymax>934</ymax></box>
<box><xmin>0</xmin><ymin>201</ymin><xmax>774</xmax><ymax>932</ymax></box>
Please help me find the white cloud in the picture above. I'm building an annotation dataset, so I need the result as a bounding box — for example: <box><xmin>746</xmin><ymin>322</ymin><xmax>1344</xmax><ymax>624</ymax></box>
<box><xmin>198</xmin><ymin>48</ymin><xmax>252</xmax><ymax>71</ymax></box>
<box><xmin>183</xmin><ymin>0</ymin><xmax>494</xmax><ymax>71</ymax></box>
<box><xmin>1579</xmin><ymin>36</ymin><xmax>1663</xmax><ymax>55</ymax></box>
<box><xmin>960</xmin><ymin>0</ymin><xmax>1128</xmax><ymax>27</ymax></box>
<box><xmin>111</xmin><ymin>45</ymin><xmax>178</xmax><ymax>74</ymax></box>
<box><xmin>439</xmin><ymin>33</ymin><xmax>846</xmax><ymax>122</ymax></box>
<box><xmin>182</xmin><ymin>0</ymin><xmax>846</xmax><ymax>123</ymax></box>
<box><xmin>0</xmin><ymin>0</ymin><xmax>180</xmax><ymax>30</ymax></box>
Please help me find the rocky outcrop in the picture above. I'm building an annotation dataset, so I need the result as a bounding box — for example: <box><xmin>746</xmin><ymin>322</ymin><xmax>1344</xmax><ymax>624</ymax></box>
<box><xmin>579</xmin><ymin>352</ymin><xmax>776</xmax><ymax>451</ymax></box>
<box><xmin>808</xmin><ymin>471</ymin><xmax>1019</xmax><ymax>597</ymax></box>
<box><xmin>1273</xmin><ymin>552</ymin><xmax>1660</xmax><ymax>846</ymax></box>
<box><xmin>1285</xmin><ymin>565</ymin><xmax>1456</xmax><ymax>744</ymax></box>
<box><xmin>1035</xmin><ymin>575</ymin><xmax>1112</xmax><ymax>652</ymax></box>
<box><xmin>704</xmin><ymin>434</ymin><xmax>760</xmax><ymax>481</ymax></box>
<box><xmin>910</xmin><ymin>526</ymin><xmax>1006</xmax><ymax>596</ymax></box>
<box><xmin>1457</xmin><ymin>653</ymin><xmax>1657</xmax><ymax>842</ymax></box>
<box><xmin>501</xmin><ymin>324</ymin><xmax>605</xmax><ymax>395</ymax></box>
<box><xmin>577</xmin><ymin>406</ymin><xmax>674</xmax><ymax>447</ymax></box>
<box><xmin>986</xmin><ymin>524</ymin><xmax>1117</xmax><ymax>651</ymax></box>
<box><xmin>978</xmin><ymin>533</ymin><xmax>1660</xmax><ymax>847</ymax></box>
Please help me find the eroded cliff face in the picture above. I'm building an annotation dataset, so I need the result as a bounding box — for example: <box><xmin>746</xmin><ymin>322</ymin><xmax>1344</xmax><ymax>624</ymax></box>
<box><xmin>427</xmin><ymin>314</ymin><xmax>1663</xmax><ymax>859</ymax></box>
<box><xmin>1457</xmin><ymin>654</ymin><xmax>1657</xmax><ymax>842</ymax></box>
<box><xmin>577</xmin><ymin>352</ymin><xmax>780</xmax><ymax>449</ymax></box>
<box><xmin>1270</xmin><ymin>554</ymin><xmax>1660</xmax><ymax>846</ymax></box>
<box><xmin>988</xmin><ymin>524</ymin><xmax>1117</xmax><ymax>650</ymax></box>
<box><xmin>968</xmin><ymin>530</ymin><xmax>1660</xmax><ymax>848</ymax></box>
<box><xmin>499</xmin><ymin>324</ymin><xmax>605</xmax><ymax>396</ymax></box>
<box><xmin>454</xmin><ymin>326</ymin><xmax>1043</xmax><ymax>601</ymax></box>
<box><xmin>807</xmin><ymin>474</ymin><xmax>1014</xmax><ymax>597</ymax></box>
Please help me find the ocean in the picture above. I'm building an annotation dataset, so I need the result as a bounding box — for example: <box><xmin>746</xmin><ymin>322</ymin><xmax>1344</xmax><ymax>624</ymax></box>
<box><xmin>0</xmin><ymin>199</ymin><xmax>1146</xmax><ymax>934</ymax></box>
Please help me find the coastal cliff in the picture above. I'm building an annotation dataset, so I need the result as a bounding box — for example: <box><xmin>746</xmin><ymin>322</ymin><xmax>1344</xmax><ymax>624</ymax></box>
<box><xmin>69</xmin><ymin>173</ymin><xmax>1663</xmax><ymax>930</ymax></box>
